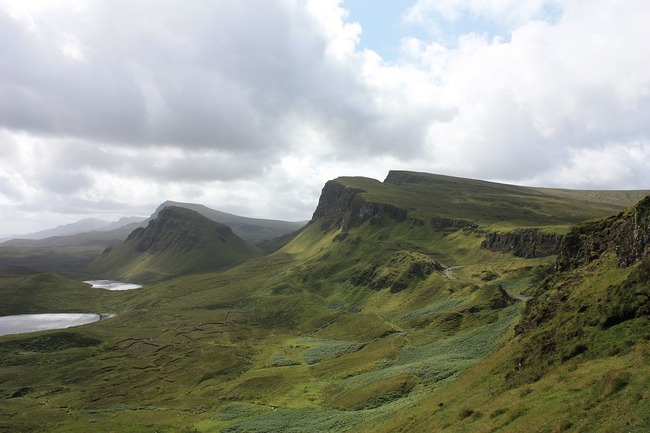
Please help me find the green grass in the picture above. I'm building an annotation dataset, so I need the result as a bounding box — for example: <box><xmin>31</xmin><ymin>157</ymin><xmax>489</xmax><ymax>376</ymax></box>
<box><xmin>1</xmin><ymin>171</ymin><xmax>648</xmax><ymax>432</ymax></box>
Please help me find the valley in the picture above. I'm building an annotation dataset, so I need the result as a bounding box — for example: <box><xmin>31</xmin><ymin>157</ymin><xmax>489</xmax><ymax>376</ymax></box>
<box><xmin>0</xmin><ymin>171</ymin><xmax>648</xmax><ymax>432</ymax></box>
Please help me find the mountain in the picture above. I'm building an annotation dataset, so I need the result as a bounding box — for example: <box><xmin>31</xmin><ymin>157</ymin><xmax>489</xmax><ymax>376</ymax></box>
<box><xmin>0</xmin><ymin>202</ymin><xmax>303</xmax><ymax>272</ymax></box>
<box><xmin>1</xmin><ymin>171</ymin><xmax>648</xmax><ymax>433</ymax></box>
<box><xmin>86</xmin><ymin>206</ymin><xmax>259</xmax><ymax>282</ymax></box>
<box><xmin>94</xmin><ymin>216</ymin><xmax>147</xmax><ymax>232</ymax></box>
<box><xmin>5</xmin><ymin>218</ymin><xmax>112</xmax><ymax>241</ymax></box>
<box><xmin>153</xmin><ymin>200</ymin><xmax>307</xmax><ymax>245</ymax></box>
<box><xmin>1</xmin><ymin>221</ymin><xmax>144</xmax><ymax>249</ymax></box>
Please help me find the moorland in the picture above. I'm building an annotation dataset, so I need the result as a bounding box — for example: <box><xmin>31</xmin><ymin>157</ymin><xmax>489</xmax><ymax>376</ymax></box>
<box><xmin>0</xmin><ymin>170</ymin><xmax>649</xmax><ymax>432</ymax></box>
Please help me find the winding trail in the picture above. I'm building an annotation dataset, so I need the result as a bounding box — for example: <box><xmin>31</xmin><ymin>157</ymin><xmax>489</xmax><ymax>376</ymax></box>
<box><xmin>442</xmin><ymin>265</ymin><xmax>528</xmax><ymax>302</ymax></box>
<box><xmin>443</xmin><ymin>265</ymin><xmax>464</xmax><ymax>280</ymax></box>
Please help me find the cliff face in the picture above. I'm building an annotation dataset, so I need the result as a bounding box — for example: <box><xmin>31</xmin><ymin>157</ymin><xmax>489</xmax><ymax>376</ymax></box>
<box><xmin>430</xmin><ymin>217</ymin><xmax>478</xmax><ymax>231</ymax></box>
<box><xmin>311</xmin><ymin>180</ymin><xmax>407</xmax><ymax>231</ymax></box>
<box><xmin>481</xmin><ymin>229</ymin><xmax>563</xmax><ymax>258</ymax></box>
<box><xmin>556</xmin><ymin>196</ymin><xmax>650</xmax><ymax>271</ymax></box>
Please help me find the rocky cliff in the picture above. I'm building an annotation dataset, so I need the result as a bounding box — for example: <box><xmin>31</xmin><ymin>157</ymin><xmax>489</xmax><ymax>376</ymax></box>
<box><xmin>311</xmin><ymin>180</ymin><xmax>407</xmax><ymax>231</ymax></box>
<box><xmin>480</xmin><ymin>228</ymin><xmax>563</xmax><ymax>258</ymax></box>
<box><xmin>430</xmin><ymin>217</ymin><xmax>478</xmax><ymax>231</ymax></box>
<box><xmin>556</xmin><ymin>196</ymin><xmax>650</xmax><ymax>271</ymax></box>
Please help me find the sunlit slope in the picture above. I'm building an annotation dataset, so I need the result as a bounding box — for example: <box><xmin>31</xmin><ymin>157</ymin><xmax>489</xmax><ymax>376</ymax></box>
<box><xmin>371</xmin><ymin>196</ymin><xmax>650</xmax><ymax>433</ymax></box>
<box><xmin>86</xmin><ymin>206</ymin><xmax>259</xmax><ymax>282</ymax></box>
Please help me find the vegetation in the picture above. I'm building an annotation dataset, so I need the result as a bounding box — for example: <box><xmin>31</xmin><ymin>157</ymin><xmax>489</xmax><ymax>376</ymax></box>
<box><xmin>0</xmin><ymin>171</ymin><xmax>648</xmax><ymax>432</ymax></box>
<box><xmin>86</xmin><ymin>206</ymin><xmax>260</xmax><ymax>283</ymax></box>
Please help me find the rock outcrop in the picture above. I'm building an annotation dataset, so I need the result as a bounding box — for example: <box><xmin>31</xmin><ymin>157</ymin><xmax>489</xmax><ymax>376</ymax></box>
<box><xmin>430</xmin><ymin>217</ymin><xmax>478</xmax><ymax>231</ymax></box>
<box><xmin>311</xmin><ymin>180</ymin><xmax>407</xmax><ymax>231</ymax></box>
<box><xmin>480</xmin><ymin>229</ymin><xmax>563</xmax><ymax>258</ymax></box>
<box><xmin>127</xmin><ymin>206</ymin><xmax>234</xmax><ymax>253</ymax></box>
<box><xmin>556</xmin><ymin>196</ymin><xmax>650</xmax><ymax>271</ymax></box>
<box><xmin>350</xmin><ymin>251</ymin><xmax>443</xmax><ymax>293</ymax></box>
<box><xmin>87</xmin><ymin>206</ymin><xmax>258</xmax><ymax>282</ymax></box>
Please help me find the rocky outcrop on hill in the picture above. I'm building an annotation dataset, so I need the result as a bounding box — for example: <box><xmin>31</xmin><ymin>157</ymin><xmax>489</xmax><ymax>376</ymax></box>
<box><xmin>430</xmin><ymin>217</ymin><xmax>478</xmax><ymax>231</ymax></box>
<box><xmin>312</xmin><ymin>180</ymin><xmax>407</xmax><ymax>231</ymax></box>
<box><xmin>127</xmin><ymin>206</ymin><xmax>235</xmax><ymax>253</ymax></box>
<box><xmin>88</xmin><ymin>206</ymin><xmax>258</xmax><ymax>282</ymax></box>
<box><xmin>350</xmin><ymin>251</ymin><xmax>443</xmax><ymax>293</ymax></box>
<box><xmin>480</xmin><ymin>229</ymin><xmax>563</xmax><ymax>258</ymax></box>
<box><xmin>556</xmin><ymin>196</ymin><xmax>650</xmax><ymax>271</ymax></box>
<box><xmin>510</xmin><ymin>197</ymin><xmax>650</xmax><ymax>387</ymax></box>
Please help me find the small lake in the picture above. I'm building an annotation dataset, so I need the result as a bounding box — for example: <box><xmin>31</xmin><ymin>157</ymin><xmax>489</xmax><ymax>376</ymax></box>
<box><xmin>0</xmin><ymin>313</ymin><xmax>114</xmax><ymax>337</ymax></box>
<box><xmin>84</xmin><ymin>280</ymin><xmax>143</xmax><ymax>290</ymax></box>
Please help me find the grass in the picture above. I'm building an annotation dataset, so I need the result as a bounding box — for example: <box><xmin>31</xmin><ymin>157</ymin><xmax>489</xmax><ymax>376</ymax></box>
<box><xmin>1</xmin><ymin>171</ymin><xmax>648</xmax><ymax>432</ymax></box>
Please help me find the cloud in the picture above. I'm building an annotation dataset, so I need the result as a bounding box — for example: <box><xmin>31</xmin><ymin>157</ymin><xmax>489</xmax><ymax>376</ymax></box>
<box><xmin>0</xmin><ymin>0</ymin><xmax>649</xmax><ymax>235</ymax></box>
<box><xmin>409</xmin><ymin>0</ymin><xmax>650</xmax><ymax>181</ymax></box>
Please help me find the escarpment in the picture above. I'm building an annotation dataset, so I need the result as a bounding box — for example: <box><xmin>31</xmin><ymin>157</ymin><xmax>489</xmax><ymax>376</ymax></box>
<box><xmin>481</xmin><ymin>229</ymin><xmax>563</xmax><ymax>258</ymax></box>
<box><xmin>556</xmin><ymin>196</ymin><xmax>650</xmax><ymax>271</ymax></box>
<box><xmin>311</xmin><ymin>180</ymin><xmax>407</xmax><ymax>231</ymax></box>
<box><xmin>430</xmin><ymin>217</ymin><xmax>478</xmax><ymax>231</ymax></box>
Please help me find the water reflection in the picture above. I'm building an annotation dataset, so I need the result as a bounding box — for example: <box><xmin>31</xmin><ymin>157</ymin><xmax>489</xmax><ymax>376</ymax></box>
<box><xmin>0</xmin><ymin>313</ymin><xmax>105</xmax><ymax>337</ymax></box>
<box><xmin>84</xmin><ymin>280</ymin><xmax>143</xmax><ymax>290</ymax></box>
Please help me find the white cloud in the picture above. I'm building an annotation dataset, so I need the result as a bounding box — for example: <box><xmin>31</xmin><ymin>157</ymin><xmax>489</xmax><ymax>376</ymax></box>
<box><xmin>529</xmin><ymin>141</ymin><xmax>650</xmax><ymax>189</ymax></box>
<box><xmin>0</xmin><ymin>0</ymin><xmax>649</xmax><ymax>235</ymax></box>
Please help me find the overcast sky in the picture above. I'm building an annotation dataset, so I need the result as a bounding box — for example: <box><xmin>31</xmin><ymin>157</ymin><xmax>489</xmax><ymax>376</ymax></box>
<box><xmin>1</xmin><ymin>0</ymin><xmax>649</xmax><ymax>236</ymax></box>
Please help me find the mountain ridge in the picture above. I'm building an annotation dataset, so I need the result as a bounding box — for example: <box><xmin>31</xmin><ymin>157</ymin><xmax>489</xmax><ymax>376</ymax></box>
<box><xmin>86</xmin><ymin>206</ymin><xmax>259</xmax><ymax>282</ymax></box>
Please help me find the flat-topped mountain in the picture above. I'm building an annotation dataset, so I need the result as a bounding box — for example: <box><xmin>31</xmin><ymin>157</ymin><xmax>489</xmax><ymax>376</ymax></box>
<box><xmin>86</xmin><ymin>206</ymin><xmax>259</xmax><ymax>282</ymax></box>
<box><xmin>312</xmin><ymin>170</ymin><xmax>650</xmax><ymax>230</ymax></box>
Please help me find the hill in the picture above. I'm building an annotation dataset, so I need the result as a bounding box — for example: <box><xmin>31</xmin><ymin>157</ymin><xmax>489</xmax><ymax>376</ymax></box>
<box><xmin>153</xmin><ymin>200</ymin><xmax>307</xmax><ymax>246</ymax></box>
<box><xmin>0</xmin><ymin>202</ymin><xmax>305</xmax><ymax>273</ymax></box>
<box><xmin>86</xmin><ymin>206</ymin><xmax>259</xmax><ymax>282</ymax></box>
<box><xmin>0</xmin><ymin>171</ymin><xmax>648</xmax><ymax>432</ymax></box>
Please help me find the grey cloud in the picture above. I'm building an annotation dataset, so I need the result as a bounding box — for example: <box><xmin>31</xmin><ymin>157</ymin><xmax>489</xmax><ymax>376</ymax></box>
<box><xmin>0</xmin><ymin>174</ymin><xmax>22</xmax><ymax>200</ymax></box>
<box><xmin>38</xmin><ymin>170</ymin><xmax>94</xmax><ymax>194</ymax></box>
<box><xmin>18</xmin><ymin>196</ymin><xmax>153</xmax><ymax>217</ymax></box>
<box><xmin>0</xmin><ymin>1</ymin><xmax>439</xmax><ymax>164</ymax></box>
<box><xmin>1</xmin><ymin>0</ymin><xmax>649</xmax><ymax>237</ymax></box>
<box><xmin>47</xmin><ymin>141</ymin><xmax>275</xmax><ymax>183</ymax></box>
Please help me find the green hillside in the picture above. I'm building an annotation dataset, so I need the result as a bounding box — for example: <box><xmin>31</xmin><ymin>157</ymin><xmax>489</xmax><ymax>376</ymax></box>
<box><xmin>0</xmin><ymin>171</ymin><xmax>648</xmax><ymax>432</ymax></box>
<box><xmin>86</xmin><ymin>206</ymin><xmax>260</xmax><ymax>283</ymax></box>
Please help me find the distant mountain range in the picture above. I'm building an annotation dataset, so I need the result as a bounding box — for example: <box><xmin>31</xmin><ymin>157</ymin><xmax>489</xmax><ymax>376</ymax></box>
<box><xmin>1</xmin><ymin>216</ymin><xmax>145</xmax><ymax>243</ymax></box>
<box><xmin>0</xmin><ymin>201</ymin><xmax>307</xmax><ymax>273</ymax></box>
<box><xmin>1</xmin><ymin>202</ymin><xmax>306</xmax><ymax>249</ymax></box>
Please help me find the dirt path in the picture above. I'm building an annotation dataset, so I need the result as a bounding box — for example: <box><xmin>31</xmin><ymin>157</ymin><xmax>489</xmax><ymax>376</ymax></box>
<box><xmin>442</xmin><ymin>265</ymin><xmax>528</xmax><ymax>302</ymax></box>
<box><xmin>443</xmin><ymin>265</ymin><xmax>464</xmax><ymax>280</ymax></box>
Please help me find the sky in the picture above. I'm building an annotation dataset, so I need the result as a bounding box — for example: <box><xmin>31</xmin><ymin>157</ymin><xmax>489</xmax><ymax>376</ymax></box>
<box><xmin>1</xmin><ymin>0</ymin><xmax>650</xmax><ymax>236</ymax></box>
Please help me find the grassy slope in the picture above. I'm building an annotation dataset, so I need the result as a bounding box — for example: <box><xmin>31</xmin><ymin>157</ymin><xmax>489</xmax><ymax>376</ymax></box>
<box><xmin>371</xmin><ymin>256</ymin><xmax>650</xmax><ymax>433</ymax></box>
<box><xmin>1</xmin><ymin>172</ymin><xmax>648</xmax><ymax>432</ymax></box>
<box><xmin>0</xmin><ymin>245</ymin><xmax>105</xmax><ymax>274</ymax></box>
